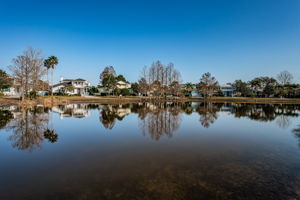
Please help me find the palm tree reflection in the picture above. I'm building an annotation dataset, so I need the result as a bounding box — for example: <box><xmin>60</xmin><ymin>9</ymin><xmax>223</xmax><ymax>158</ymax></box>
<box><xmin>44</xmin><ymin>129</ymin><xmax>58</xmax><ymax>143</ymax></box>
<box><xmin>2</xmin><ymin>103</ymin><xmax>300</xmax><ymax>147</ymax></box>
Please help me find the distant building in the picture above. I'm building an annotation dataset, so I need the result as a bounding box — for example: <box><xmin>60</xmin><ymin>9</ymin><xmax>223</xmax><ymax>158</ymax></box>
<box><xmin>220</xmin><ymin>83</ymin><xmax>236</xmax><ymax>97</ymax></box>
<box><xmin>182</xmin><ymin>84</ymin><xmax>201</xmax><ymax>97</ymax></box>
<box><xmin>52</xmin><ymin>77</ymin><xmax>90</xmax><ymax>96</ymax></box>
<box><xmin>116</xmin><ymin>81</ymin><xmax>131</xmax><ymax>89</ymax></box>
<box><xmin>52</xmin><ymin>104</ymin><xmax>91</xmax><ymax>119</ymax></box>
<box><xmin>1</xmin><ymin>78</ymin><xmax>22</xmax><ymax>97</ymax></box>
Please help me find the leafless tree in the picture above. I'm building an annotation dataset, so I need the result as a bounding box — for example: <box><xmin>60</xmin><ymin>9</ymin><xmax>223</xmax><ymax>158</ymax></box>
<box><xmin>277</xmin><ymin>70</ymin><xmax>293</xmax><ymax>85</ymax></box>
<box><xmin>8</xmin><ymin>47</ymin><xmax>45</xmax><ymax>100</ymax></box>
<box><xmin>138</xmin><ymin>77</ymin><xmax>148</xmax><ymax>95</ymax></box>
<box><xmin>140</xmin><ymin>61</ymin><xmax>181</xmax><ymax>96</ymax></box>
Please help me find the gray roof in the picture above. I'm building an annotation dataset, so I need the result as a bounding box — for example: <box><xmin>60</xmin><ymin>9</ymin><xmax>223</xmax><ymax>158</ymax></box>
<box><xmin>63</xmin><ymin>78</ymin><xmax>86</xmax><ymax>82</ymax></box>
<box><xmin>53</xmin><ymin>82</ymin><xmax>70</xmax><ymax>87</ymax></box>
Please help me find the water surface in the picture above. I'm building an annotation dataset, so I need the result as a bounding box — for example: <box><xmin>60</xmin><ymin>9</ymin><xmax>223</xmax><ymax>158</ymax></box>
<box><xmin>1</xmin><ymin>102</ymin><xmax>300</xmax><ymax>200</ymax></box>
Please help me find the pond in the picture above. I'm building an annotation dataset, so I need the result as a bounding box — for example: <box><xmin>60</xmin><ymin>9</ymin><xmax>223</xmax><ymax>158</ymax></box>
<box><xmin>0</xmin><ymin>102</ymin><xmax>300</xmax><ymax>200</ymax></box>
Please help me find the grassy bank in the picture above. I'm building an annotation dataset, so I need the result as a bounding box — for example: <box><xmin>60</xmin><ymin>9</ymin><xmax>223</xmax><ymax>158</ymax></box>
<box><xmin>1</xmin><ymin>96</ymin><xmax>300</xmax><ymax>108</ymax></box>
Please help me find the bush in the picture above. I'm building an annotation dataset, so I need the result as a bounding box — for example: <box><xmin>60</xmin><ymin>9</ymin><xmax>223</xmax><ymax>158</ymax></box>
<box><xmin>88</xmin><ymin>86</ymin><xmax>99</xmax><ymax>95</ymax></box>
<box><xmin>26</xmin><ymin>91</ymin><xmax>38</xmax><ymax>99</ymax></box>
<box><xmin>120</xmin><ymin>89</ymin><xmax>130</xmax><ymax>96</ymax></box>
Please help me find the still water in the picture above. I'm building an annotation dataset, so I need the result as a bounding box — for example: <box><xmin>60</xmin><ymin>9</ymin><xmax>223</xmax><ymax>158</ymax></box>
<box><xmin>0</xmin><ymin>102</ymin><xmax>300</xmax><ymax>200</ymax></box>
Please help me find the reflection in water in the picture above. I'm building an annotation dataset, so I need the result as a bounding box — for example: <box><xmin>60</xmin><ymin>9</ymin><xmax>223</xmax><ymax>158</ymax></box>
<box><xmin>233</xmin><ymin>104</ymin><xmax>300</xmax><ymax>122</ymax></box>
<box><xmin>0</xmin><ymin>110</ymin><xmax>14</xmax><ymax>129</ymax></box>
<box><xmin>292</xmin><ymin>125</ymin><xmax>300</xmax><ymax>147</ymax></box>
<box><xmin>276</xmin><ymin>115</ymin><xmax>292</xmax><ymax>129</ymax></box>
<box><xmin>99</xmin><ymin>104</ymin><xmax>130</xmax><ymax>129</ymax></box>
<box><xmin>1</xmin><ymin>103</ymin><xmax>300</xmax><ymax>199</ymax></box>
<box><xmin>44</xmin><ymin>129</ymin><xmax>58</xmax><ymax>143</ymax></box>
<box><xmin>52</xmin><ymin>104</ymin><xmax>91</xmax><ymax>119</ymax></box>
<box><xmin>6</xmin><ymin>109</ymin><xmax>49</xmax><ymax>152</ymax></box>
<box><xmin>1</xmin><ymin>103</ymin><xmax>300</xmax><ymax>151</ymax></box>
<box><xmin>197</xmin><ymin>103</ymin><xmax>223</xmax><ymax>128</ymax></box>
<box><xmin>1</xmin><ymin>107</ymin><xmax>59</xmax><ymax>152</ymax></box>
<box><xmin>137</xmin><ymin>103</ymin><xmax>182</xmax><ymax>140</ymax></box>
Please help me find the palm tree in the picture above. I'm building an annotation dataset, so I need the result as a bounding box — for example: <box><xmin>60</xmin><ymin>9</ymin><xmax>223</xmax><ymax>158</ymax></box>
<box><xmin>43</xmin><ymin>60</ymin><xmax>50</xmax><ymax>91</ymax></box>
<box><xmin>44</xmin><ymin>56</ymin><xmax>59</xmax><ymax>99</ymax></box>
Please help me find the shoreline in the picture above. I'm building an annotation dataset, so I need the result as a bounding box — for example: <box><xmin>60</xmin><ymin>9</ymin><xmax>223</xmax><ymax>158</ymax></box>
<box><xmin>1</xmin><ymin>96</ymin><xmax>300</xmax><ymax>108</ymax></box>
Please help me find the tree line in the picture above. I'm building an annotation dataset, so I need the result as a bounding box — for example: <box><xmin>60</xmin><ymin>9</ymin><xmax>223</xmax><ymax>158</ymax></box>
<box><xmin>1</xmin><ymin>46</ymin><xmax>299</xmax><ymax>99</ymax></box>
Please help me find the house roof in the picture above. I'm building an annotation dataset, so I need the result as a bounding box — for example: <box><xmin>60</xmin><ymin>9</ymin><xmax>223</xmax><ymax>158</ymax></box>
<box><xmin>62</xmin><ymin>78</ymin><xmax>87</xmax><ymax>82</ymax></box>
<box><xmin>53</xmin><ymin>82</ymin><xmax>69</xmax><ymax>88</ymax></box>
<box><xmin>117</xmin><ymin>81</ymin><xmax>128</xmax><ymax>85</ymax></box>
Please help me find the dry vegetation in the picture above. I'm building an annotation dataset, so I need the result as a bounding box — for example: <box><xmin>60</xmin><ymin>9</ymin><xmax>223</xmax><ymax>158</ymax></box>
<box><xmin>2</xmin><ymin>96</ymin><xmax>300</xmax><ymax>109</ymax></box>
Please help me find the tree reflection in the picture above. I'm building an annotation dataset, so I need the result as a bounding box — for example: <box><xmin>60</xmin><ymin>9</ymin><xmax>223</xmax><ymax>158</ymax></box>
<box><xmin>292</xmin><ymin>125</ymin><xmax>300</xmax><ymax>147</ymax></box>
<box><xmin>6</xmin><ymin>109</ymin><xmax>49</xmax><ymax>152</ymax></box>
<box><xmin>95</xmin><ymin>102</ymin><xmax>300</xmax><ymax>139</ymax></box>
<box><xmin>2</xmin><ymin>107</ymin><xmax>59</xmax><ymax>152</ymax></box>
<box><xmin>197</xmin><ymin>103</ymin><xmax>223</xmax><ymax>128</ymax></box>
<box><xmin>138</xmin><ymin>103</ymin><xmax>182</xmax><ymax>140</ymax></box>
<box><xmin>233</xmin><ymin>104</ymin><xmax>299</xmax><ymax>128</ymax></box>
<box><xmin>276</xmin><ymin>115</ymin><xmax>291</xmax><ymax>129</ymax></box>
<box><xmin>99</xmin><ymin>104</ymin><xmax>129</xmax><ymax>129</ymax></box>
<box><xmin>44</xmin><ymin>129</ymin><xmax>58</xmax><ymax>143</ymax></box>
<box><xmin>2</xmin><ymin>103</ymin><xmax>300</xmax><ymax>147</ymax></box>
<box><xmin>0</xmin><ymin>110</ymin><xmax>14</xmax><ymax>129</ymax></box>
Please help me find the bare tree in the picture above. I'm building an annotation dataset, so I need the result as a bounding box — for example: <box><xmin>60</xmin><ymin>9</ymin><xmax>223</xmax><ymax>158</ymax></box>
<box><xmin>169</xmin><ymin>81</ymin><xmax>181</xmax><ymax>96</ymax></box>
<box><xmin>277</xmin><ymin>70</ymin><xmax>293</xmax><ymax>85</ymax></box>
<box><xmin>140</xmin><ymin>61</ymin><xmax>181</xmax><ymax>96</ymax></box>
<box><xmin>138</xmin><ymin>77</ymin><xmax>148</xmax><ymax>95</ymax></box>
<box><xmin>8</xmin><ymin>47</ymin><xmax>45</xmax><ymax>100</ymax></box>
<box><xmin>198</xmin><ymin>72</ymin><xmax>219</xmax><ymax>98</ymax></box>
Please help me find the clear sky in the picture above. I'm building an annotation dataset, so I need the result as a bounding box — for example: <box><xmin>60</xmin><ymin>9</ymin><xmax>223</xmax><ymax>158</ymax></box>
<box><xmin>0</xmin><ymin>0</ymin><xmax>299</xmax><ymax>85</ymax></box>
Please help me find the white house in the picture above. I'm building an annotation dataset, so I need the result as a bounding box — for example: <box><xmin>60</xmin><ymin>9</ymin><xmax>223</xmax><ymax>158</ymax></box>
<box><xmin>1</xmin><ymin>87</ymin><xmax>21</xmax><ymax>96</ymax></box>
<box><xmin>220</xmin><ymin>83</ymin><xmax>236</xmax><ymax>97</ymax></box>
<box><xmin>52</xmin><ymin>77</ymin><xmax>90</xmax><ymax>96</ymax></box>
<box><xmin>1</xmin><ymin>78</ymin><xmax>21</xmax><ymax>97</ymax></box>
<box><xmin>52</xmin><ymin>104</ymin><xmax>91</xmax><ymax>119</ymax></box>
<box><xmin>116</xmin><ymin>81</ymin><xmax>131</xmax><ymax>89</ymax></box>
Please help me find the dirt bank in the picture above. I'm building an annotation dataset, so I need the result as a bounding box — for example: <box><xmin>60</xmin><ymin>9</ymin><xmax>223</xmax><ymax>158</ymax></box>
<box><xmin>1</xmin><ymin>96</ymin><xmax>300</xmax><ymax>108</ymax></box>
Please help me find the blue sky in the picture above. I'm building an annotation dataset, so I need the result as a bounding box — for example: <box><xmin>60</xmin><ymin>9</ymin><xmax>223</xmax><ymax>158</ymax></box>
<box><xmin>0</xmin><ymin>0</ymin><xmax>299</xmax><ymax>85</ymax></box>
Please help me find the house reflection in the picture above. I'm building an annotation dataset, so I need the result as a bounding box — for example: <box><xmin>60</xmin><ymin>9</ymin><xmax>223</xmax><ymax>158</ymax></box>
<box><xmin>95</xmin><ymin>102</ymin><xmax>300</xmax><ymax>139</ymax></box>
<box><xmin>99</xmin><ymin>104</ymin><xmax>131</xmax><ymax>129</ymax></box>
<box><xmin>52</xmin><ymin>104</ymin><xmax>91</xmax><ymax>119</ymax></box>
<box><xmin>1</xmin><ymin>103</ymin><xmax>300</xmax><ymax>148</ymax></box>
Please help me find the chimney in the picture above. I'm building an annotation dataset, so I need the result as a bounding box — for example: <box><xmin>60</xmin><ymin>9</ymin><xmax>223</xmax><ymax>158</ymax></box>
<box><xmin>60</xmin><ymin>76</ymin><xmax>64</xmax><ymax>83</ymax></box>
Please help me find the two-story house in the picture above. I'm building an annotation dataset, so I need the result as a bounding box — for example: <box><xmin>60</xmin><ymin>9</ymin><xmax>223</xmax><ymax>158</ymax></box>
<box><xmin>52</xmin><ymin>77</ymin><xmax>90</xmax><ymax>96</ymax></box>
<box><xmin>116</xmin><ymin>81</ymin><xmax>131</xmax><ymax>89</ymax></box>
<box><xmin>220</xmin><ymin>83</ymin><xmax>236</xmax><ymax>97</ymax></box>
